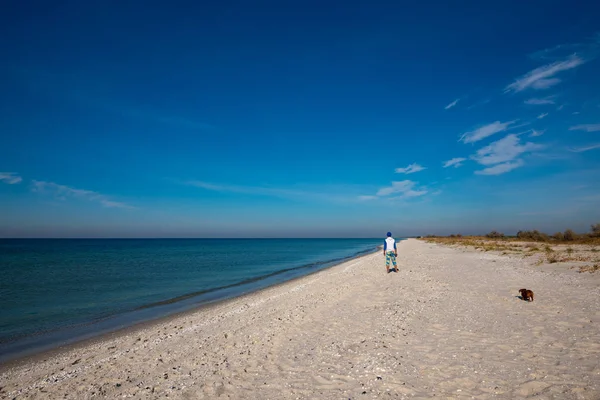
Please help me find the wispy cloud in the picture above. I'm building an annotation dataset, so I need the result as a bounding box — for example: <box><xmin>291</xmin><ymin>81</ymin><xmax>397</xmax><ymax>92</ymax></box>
<box><xmin>188</xmin><ymin>180</ymin><xmax>425</xmax><ymax>204</ymax></box>
<box><xmin>529</xmin><ymin>129</ymin><xmax>545</xmax><ymax>137</ymax></box>
<box><xmin>568</xmin><ymin>143</ymin><xmax>600</xmax><ymax>153</ymax></box>
<box><xmin>475</xmin><ymin>160</ymin><xmax>525</xmax><ymax>175</ymax></box>
<box><xmin>466</xmin><ymin>98</ymin><xmax>491</xmax><ymax>110</ymax></box>
<box><xmin>0</xmin><ymin>172</ymin><xmax>22</xmax><ymax>184</ymax></box>
<box><xmin>529</xmin><ymin>44</ymin><xmax>586</xmax><ymax>61</ymax></box>
<box><xmin>471</xmin><ymin>134</ymin><xmax>543</xmax><ymax>172</ymax></box>
<box><xmin>442</xmin><ymin>157</ymin><xmax>466</xmax><ymax>168</ymax></box>
<box><xmin>31</xmin><ymin>181</ymin><xmax>132</xmax><ymax>208</ymax></box>
<box><xmin>395</xmin><ymin>163</ymin><xmax>426</xmax><ymax>174</ymax></box>
<box><xmin>187</xmin><ymin>180</ymin><xmax>311</xmax><ymax>199</ymax></box>
<box><xmin>537</xmin><ymin>112</ymin><xmax>549</xmax><ymax>119</ymax></box>
<box><xmin>186</xmin><ymin>180</ymin><xmax>366</xmax><ymax>203</ymax></box>
<box><xmin>529</xmin><ymin>33</ymin><xmax>600</xmax><ymax>62</ymax></box>
<box><xmin>504</xmin><ymin>55</ymin><xmax>585</xmax><ymax>93</ymax></box>
<box><xmin>524</xmin><ymin>96</ymin><xmax>556</xmax><ymax>105</ymax></box>
<box><xmin>357</xmin><ymin>195</ymin><xmax>377</xmax><ymax>201</ymax></box>
<box><xmin>460</xmin><ymin>120</ymin><xmax>517</xmax><ymax>144</ymax></box>
<box><xmin>569</xmin><ymin>124</ymin><xmax>600</xmax><ymax>132</ymax></box>
<box><xmin>444</xmin><ymin>98</ymin><xmax>459</xmax><ymax>110</ymax></box>
<box><xmin>375</xmin><ymin>180</ymin><xmax>428</xmax><ymax>199</ymax></box>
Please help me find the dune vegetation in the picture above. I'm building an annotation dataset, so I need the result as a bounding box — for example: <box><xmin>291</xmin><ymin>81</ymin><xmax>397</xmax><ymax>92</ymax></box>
<box><xmin>419</xmin><ymin>224</ymin><xmax>600</xmax><ymax>273</ymax></box>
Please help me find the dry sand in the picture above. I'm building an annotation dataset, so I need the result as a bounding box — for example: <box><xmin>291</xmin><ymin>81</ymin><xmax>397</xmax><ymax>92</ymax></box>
<box><xmin>1</xmin><ymin>239</ymin><xmax>599</xmax><ymax>399</ymax></box>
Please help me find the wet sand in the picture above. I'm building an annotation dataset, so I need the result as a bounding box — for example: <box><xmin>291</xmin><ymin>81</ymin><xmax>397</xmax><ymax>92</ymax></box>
<box><xmin>1</xmin><ymin>238</ymin><xmax>599</xmax><ymax>399</ymax></box>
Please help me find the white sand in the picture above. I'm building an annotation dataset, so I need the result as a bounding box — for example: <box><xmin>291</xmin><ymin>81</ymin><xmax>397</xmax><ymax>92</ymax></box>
<box><xmin>1</xmin><ymin>239</ymin><xmax>599</xmax><ymax>399</ymax></box>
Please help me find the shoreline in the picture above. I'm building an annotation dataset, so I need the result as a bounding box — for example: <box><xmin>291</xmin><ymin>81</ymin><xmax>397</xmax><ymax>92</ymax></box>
<box><xmin>2</xmin><ymin>238</ymin><xmax>598</xmax><ymax>399</ymax></box>
<box><xmin>0</xmin><ymin>245</ymin><xmax>381</xmax><ymax>370</ymax></box>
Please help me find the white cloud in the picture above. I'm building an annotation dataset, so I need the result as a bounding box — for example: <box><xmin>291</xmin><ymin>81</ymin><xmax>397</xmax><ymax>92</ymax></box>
<box><xmin>375</xmin><ymin>180</ymin><xmax>428</xmax><ymax>199</ymax></box>
<box><xmin>403</xmin><ymin>190</ymin><xmax>428</xmax><ymax>198</ymax></box>
<box><xmin>537</xmin><ymin>112</ymin><xmax>549</xmax><ymax>119</ymax></box>
<box><xmin>395</xmin><ymin>163</ymin><xmax>426</xmax><ymax>174</ymax></box>
<box><xmin>572</xmin><ymin>111</ymin><xmax>581</xmax><ymax>115</ymax></box>
<box><xmin>376</xmin><ymin>180</ymin><xmax>414</xmax><ymax>196</ymax></box>
<box><xmin>504</xmin><ymin>55</ymin><xmax>585</xmax><ymax>93</ymax></box>
<box><xmin>524</xmin><ymin>96</ymin><xmax>556</xmax><ymax>105</ymax></box>
<box><xmin>31</xmin><ymin>180</ymin><xmax>132</xmax><ymax>208</ymax></box>
<box><xmin>568</xmin><ymin>143</ymin><xmax>600</xmax><ymax>153</ymax></box>
<box><xmin>460</xmin><ymin>120</ymin><xmax>516</xmax><ymax>144</ymax></box>
<box><xmin>557</xmin><ymin>104</ymin><xmax>564</xmax><ymax>111</ymax></box>
<box><xmin>511</xmin><ymin>129</ymin><xmax>533</xmax><ymax>136</ymax></box>
<box><xmin>471</xmin><ymin>134</ymin><xmax>543</xmax><ymax>166</ymax></box>
<box><xmin>444</xmin><ymin>98</ymin><xmax>459</xmax><ymax>110</ymax></box>
<box><xmin>0</xmin><ymin>172</ymin><xmax>22</xmax><ymax>184</ymax></box>
<box><xmin>442</xmin><ymin>157</ymin><xmax>466</xmax><ymax>168</ymax></box>
<box><xmin>475</xmin><ymin>160</ymin><xmax>525</xmax><ymax>175</ymax></box>
<box><xmin>529</xmin><ymin>129</ymin><xmax>545</xmax><ymax>137</ymax></box>
<box><xmin>569</xmin><ymin>124</ymin><xmax>600</xmax><ymax>132</ymax></box>
<box><xmin>357</xmin><ymin>195</ymin><xmax>377</xmax><ymax>201</ymax></box>
<box><xmin>530</xmin><ymin>78</ymin><xmax>561</xmax><ymax>90</ymax></box>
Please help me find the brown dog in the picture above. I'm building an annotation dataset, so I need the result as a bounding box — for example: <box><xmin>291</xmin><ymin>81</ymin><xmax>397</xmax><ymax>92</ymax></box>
<box><xmin>519</xmin><ymin>289</ymin><xmax>534</xmax><ymax>302</ymax></box>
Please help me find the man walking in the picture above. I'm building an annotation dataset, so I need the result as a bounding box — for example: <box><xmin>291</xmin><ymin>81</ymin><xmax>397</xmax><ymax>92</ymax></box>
<box><xmin>383</xmin><ymin>232</ymin><xmax>398</xmax><ymax>273</ymax></box>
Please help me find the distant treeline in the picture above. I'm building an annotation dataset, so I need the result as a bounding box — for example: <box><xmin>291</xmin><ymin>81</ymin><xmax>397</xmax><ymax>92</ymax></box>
<box><xmin>425</xmin><ymin>223</ymin><xmax>600</xmax><ymax>242</ymax></box>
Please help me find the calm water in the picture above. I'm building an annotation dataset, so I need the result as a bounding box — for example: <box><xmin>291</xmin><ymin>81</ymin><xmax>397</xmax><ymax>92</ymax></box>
<box><xmin>0</xmin><ymin>238</ymin><xmax>383</xmax><ymax>361</ymax></box>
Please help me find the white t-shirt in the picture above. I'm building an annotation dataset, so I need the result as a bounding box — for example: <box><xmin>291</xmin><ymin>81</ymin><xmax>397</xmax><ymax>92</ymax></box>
<box><xmin>384</xmin><ymin>237</ymin><xmax>396</xmax><ymax>252</ymax></box>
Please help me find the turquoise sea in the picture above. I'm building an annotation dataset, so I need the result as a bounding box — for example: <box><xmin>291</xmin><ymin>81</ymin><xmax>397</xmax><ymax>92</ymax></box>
<box><xmin>0</xmin><ymin>238</ymin><xmax>384</xmax><ymax>362</ymax></box>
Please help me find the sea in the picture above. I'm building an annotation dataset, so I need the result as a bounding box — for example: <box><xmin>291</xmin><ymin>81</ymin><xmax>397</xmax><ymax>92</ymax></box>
<box><xmin>0</xmin><ymin>238</ymin><xmax>384</xmax><ymax>362</ymax></box>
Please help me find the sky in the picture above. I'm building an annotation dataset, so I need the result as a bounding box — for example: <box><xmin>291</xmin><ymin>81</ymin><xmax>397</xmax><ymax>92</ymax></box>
<box><xmin>1</xmin><ymin>0</ymin><xmax>600</xmax><ymax>238</ymax></box>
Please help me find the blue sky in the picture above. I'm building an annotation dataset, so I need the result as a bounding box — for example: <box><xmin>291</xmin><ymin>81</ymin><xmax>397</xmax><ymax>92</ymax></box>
<box><xmin>1</xmin><ymin>0</ymin><xmax>600</xmax><ymax>238</ymax></box>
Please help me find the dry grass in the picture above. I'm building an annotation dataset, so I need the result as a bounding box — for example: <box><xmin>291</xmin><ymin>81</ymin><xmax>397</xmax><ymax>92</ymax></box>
<box><xmin>421</xmin><ymin>235</ymin><xmax>600</xmax><ymax>246</ymax></box>
<box><xmin>578</xmin><ymin>264</ymin><xmax>600</xmax><ymax>273</ymax></box>
<box><xmin>419</xmin><ymin>235</ymin><xmax>600</xmax><ymax>266</ymax></box>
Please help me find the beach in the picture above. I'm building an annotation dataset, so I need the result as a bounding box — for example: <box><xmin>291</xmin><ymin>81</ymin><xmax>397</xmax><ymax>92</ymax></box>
<box><xmin>1</xmin><ymin>238</ymin><xmax>599</xmax><ymax>399</ymax></box>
